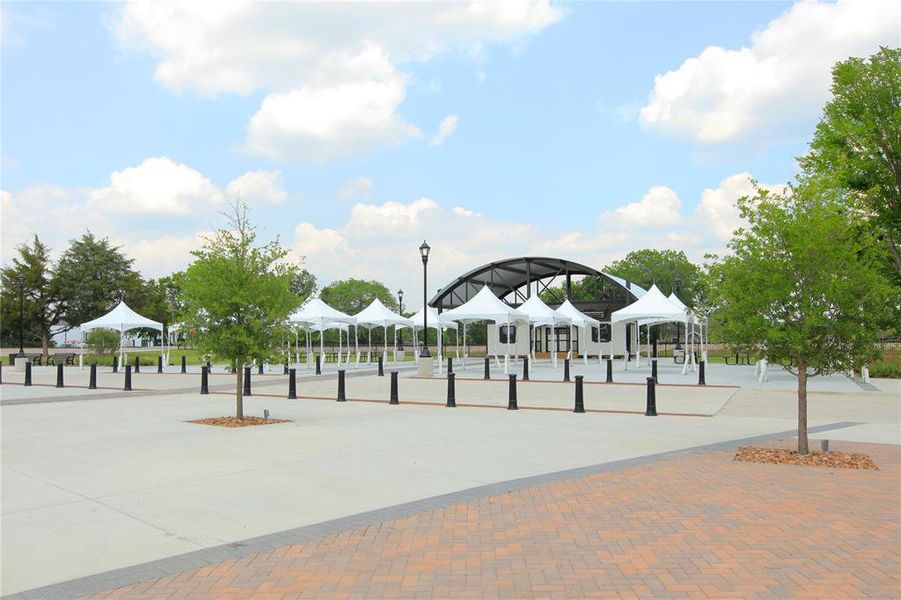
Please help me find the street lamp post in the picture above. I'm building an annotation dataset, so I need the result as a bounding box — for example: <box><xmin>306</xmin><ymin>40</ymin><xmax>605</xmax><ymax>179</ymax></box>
<box><xmin>397</xmin><ymin>289</ymin><xmax>404</xmax><ymax>350</ymax></box>
<box><xmin>674</xmin><ymin>274</ymin><xmax>683</xmax><ymax>350</ymax></box>
<box><xmin>419</xmin><ymin>241</ymin><xmax>431</xmax><ymax>358</ymax></box>
<box><xmin>16</xmin><ymin>274</ymin><xmax>26</xmax><ymax>358</ymax></box>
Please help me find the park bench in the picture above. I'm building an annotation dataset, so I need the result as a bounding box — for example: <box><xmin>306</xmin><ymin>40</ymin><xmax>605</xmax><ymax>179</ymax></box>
<box><xmin>48</xmin><ymin>353</ymin><xmax>77</xmax><ymax>366</ymax></box>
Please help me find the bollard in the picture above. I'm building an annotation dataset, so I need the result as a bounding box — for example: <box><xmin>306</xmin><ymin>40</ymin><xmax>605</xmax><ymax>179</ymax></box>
<box><xmin>652</xmin><ymin>339</ymin><xmax>658</xmax><ymax>358</ymax></box>
<box><xmin>258</xmin><ymin>362</ymin><xmax>264</xmax><ymax>375</ymax></box>
<box><xmin>447</xmin><ymin>357</ymin><xmax>453</xmax><ymax>374</ymax></box>
<box><xmin>378</xmin><ymin>355</ymin><xmax>384</xmax><ymax>377</ymax></box>
<box><xmin>181</xmin><ymin>355</ymin><xmax>187</xmax><ymax>374</ymax></box>
<box><xmin>574</xmin><ymin>375</ymin><xmax>585</xmax><ymax>413</ymax></box>
<box><xmin>337</xmin><ymin>369</ymin><xmax>347</xmax><ymax>401</ymax></box>
<box><xmin>563</xmin><ymin>358</ymin><xmax>570</xmax><ymax>382</ymax></box>
<box><xmin>606</xmin><ymin>358</ymin><xmax>613</xmax><ymax>383</ymax></box>
<box><xmin>315</xmin><ymin>354</ymin><xmax>321</xmax><ymax>375</ymax></box>
<box><xmin>446</xmin><ymin>372</ymin><xmax>456</xmax><ymax>407</ymax></box>
<box><xmin>389</xmin><ymin>371</ymin><xmax>399</xmax><ymax>404</ymax></box>
<box><xmin>244</xmin><ymin>366</ymin><xmax>252</xmax><ymax>396</ymax></box>
<box><xmin>651</xmin><ymin>358</ymin><xmax>658</xmax><ymax>383</ymax></box>
<box><xmin>698</xmin><ymin>361</ymin><xmax>706</xmax><ymax>386</ymax></box>
<box><xmin>158</xmin><ymin>355</ymin><xmax>163</xmax><ymax>373</ymax></box>
<box><xmin>134</xmin><ymin>356</ymin><xmax>140</xmax><ymax>374</ymax></box>
<box><xmin>484</xmin><ymin>357</ymin><xmax>491</xmax><ymax>380</ymax></box>
<box><xmin>24</xmin><ymin>362</ymin><xmax>32</xmax><ymax>386</ymax></box>
<box><xmin>821</xmin><ymin>439</ymin><xmax>829</xmax><ymax>452</ymax></box>
<box><xmin>522</xmin><ymin>356</ymin><xmax>529</xmax><ymax>381</ymax></box>
<box><xmin>283</xmin><ymin>361</ymin><xmax>289</xmax><ymax>375</ymax></box>
<box><xmin>89</xmin><ymin>363</ymin><xmax>97</xmax><ymax>389</ymax></box>
<box><xmin>0</xmin><ymin>362</ymin><xmax>2</xmax><ymax>384</ymax></box>
<box><xmin>206</xmin><ymin>361</ymin><xmax>212</xmax><ymax>373</ymax></box>
<box><xmin>645</xmin><ymin>377</ymin><xmax>657</xmax><ymax>416</ymax></box>
<box><xmin>507</xmin><ymin>374</ymin><xmax>518</xmax><ymax>410</ymax></box>
<box><xmin>56</xmin><ymin>363</ymin><xmax>64</xmax><ymax>388</ymax></box>
<box><xmin>124</xmin><ymin>365</ymin><xmax>132</xmax><ymax>391</ymax></box>
<box><xmin>287</xmin><ymin>368</ymin><xmax>297</xmax><ymax>399</ymax></box>
<box><xmin>112</xmin><ymin>356</ymin><xmax>118</xmax><ymax>373</ymax></box>
<box><xmin>200</xmin><ymin>365</ymin><xmax>209</xmax><ymax>394</ymax></box>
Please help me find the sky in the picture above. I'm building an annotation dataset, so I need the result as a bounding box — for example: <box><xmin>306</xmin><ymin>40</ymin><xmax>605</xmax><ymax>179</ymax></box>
<box><xmin>1</xmin><ymin>0</ymin><xmax>898</xmax><ymax>308</ymax></box>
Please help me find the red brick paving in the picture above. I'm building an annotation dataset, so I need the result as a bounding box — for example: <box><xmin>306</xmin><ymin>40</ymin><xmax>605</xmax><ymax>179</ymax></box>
<box><xmin>84</xmin><ymin>441</ymin><xmax>900</xmax><ymax>599</ymax></box>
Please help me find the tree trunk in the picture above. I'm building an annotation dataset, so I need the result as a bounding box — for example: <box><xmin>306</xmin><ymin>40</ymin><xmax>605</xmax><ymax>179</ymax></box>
<box><xmin>41</xmin><ymin>329</ymin><xmax>50</xmax><ymax>360</ymax></box>
<box><xmin>797</xmin><ymin>362</ymin><xmax>809</xmax><ymax>455</ymax></box>
<box><xmin>236</xmin><ymin>366</ymin><xmax>244</xmax><ymax>420</ymax></box>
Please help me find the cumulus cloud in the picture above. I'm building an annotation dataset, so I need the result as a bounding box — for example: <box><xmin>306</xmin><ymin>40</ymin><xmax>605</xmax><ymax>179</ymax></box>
<box><xmin>640</xmin><ymin>0</ymin><xmax>898</xmax><ymax>144</ymax></box>
<box><xmin>430</xmin><ymin>114</ymin><xmax>459</xmax><ymax>146</ymax></box>
<box><xmin>695</xmin><ymin>172</ymin><xmax>787</xmax><ymax>241</ymax></box>
<box><xmin>339</xmin><ymin>177</ymin><xmax>374</xmax><ymax>201</ymax></box>
<box><xmin>115</xmin><ymin>1</ymin><xmax>562</xmax><ymax>161</ymax></box>
<box><xmin>605</xmin><ymin>186</ymin><xmax>682</xmax><ymax>227</ymax></box>
<box><xmin>225</xmin><ymin>170</ymin><xmax>288</xmax><ymax>205</ymax></box>
<box><xmin>346</xmin><ymin>198</ymin><xmax>439</xmax><ymax>238</ymax></box>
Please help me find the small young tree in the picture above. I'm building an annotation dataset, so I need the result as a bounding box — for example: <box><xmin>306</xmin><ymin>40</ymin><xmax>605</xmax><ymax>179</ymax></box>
<box><xmin>87</xmin><ymin>329</ymin><xmax>120</xmax><ymax>358</ymax></box>
<box><xmin>708</xmin><ymin>180</ymin><xmax>893</xmax><ymax>453</ymax></box>
<box><xmin>180</xmin><ymin>202</ymin><xmax>299</xmax><ymax>419</ymax></box>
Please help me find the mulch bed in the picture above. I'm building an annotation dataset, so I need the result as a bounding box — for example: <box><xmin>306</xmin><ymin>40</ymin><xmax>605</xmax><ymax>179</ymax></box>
<box><xmin>735</xmin><ymin>446</ymin><xmax>878</xmax><ymax>470</ymax></box>
<box><xmin>187</xmin><ymin>416</ymin><xmax>290</xmax><ymax>428</ymax></box>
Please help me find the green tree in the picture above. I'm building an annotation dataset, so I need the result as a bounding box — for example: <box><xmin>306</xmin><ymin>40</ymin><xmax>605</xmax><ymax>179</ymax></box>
<box><xmin>320</xmin><ymin>278</ymin><xmax>396</xmax><ymax>315</ymax></box>
<box><xmin>180</xmin><ymin>202</ymin><xmax>300</xmax><ymax>419</ymax></box>
<box><xmin>87</xmin><ymin>328</ymin><xmax>120</xmax><ymax>357</ymax></box>
<box><xmin>707</xmin><ymin>181</ymin><xmax>893</xmax><ymax>454</ymax></box>
<box><xmin>289</xmin><ymin>269</ymin><xmax>317</xmax><ymax>303</ymax></box>
<box><xmin>0</xmin><ymin>236</ymin><xmax>63</xmax><ymax>357</ymax></box>
<box><xmin>605</xmin><ymin>249</ymin><xmax>704</xmax><ymax>304</ymax></box>
<box><xmin>799</xmin><ymin>47</ymin><xmax>901</xmax><ymax>279</ymax></box>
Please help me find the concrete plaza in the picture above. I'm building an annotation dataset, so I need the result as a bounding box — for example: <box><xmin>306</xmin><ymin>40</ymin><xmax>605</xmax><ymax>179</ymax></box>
<box><xmin>1</xmin><ymin>361</ymin><xmax>898</xmax><ymax>597</ymax></box>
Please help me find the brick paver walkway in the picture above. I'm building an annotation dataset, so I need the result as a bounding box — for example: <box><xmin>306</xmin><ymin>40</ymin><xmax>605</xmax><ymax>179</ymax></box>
<box><xmin>83</xmin><ymin>441</ymin><xmax>900</xmax><ymax>599</ymax></box>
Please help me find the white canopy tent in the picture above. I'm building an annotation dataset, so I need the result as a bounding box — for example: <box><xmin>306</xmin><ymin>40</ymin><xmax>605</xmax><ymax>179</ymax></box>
<box><xmin>443</xmin><ymin>286</ymin><xmax>528</xmax><ymax>374</ymax></box>
<box><xmin>667</xmin><ymin>292</ymin><xmax>706</xmax><ymax>373</ymax></box>
<box><xmin>611</xmin><ymin>285</ymin><xmax>685</xmax><ymax>369</ymax></box>
<box><xmin>517</xmin><ymin>295</ymin><xmax>571</xmax><ymax>368</ymax></box>
<box><xmin>79</xmin><ymin>301</ymin><xmax>164</xmax><ymax>369</ymax></box>
<box><xmin>353</xmin><ymin>299</ymin><xmax>413</xmax><ymax>365</ymax></box>
<box><xmin>288</xmin><ymin>298</ymin><xmax>357</xmax><ymax>368</ymax></box>
<box><xmin>396</xmin><ymin>306</ymin><xmax>459</xmax><ymax>370</ymax></box>
<box><xmin>554</xmin><ymin>299</ymin><xmax>601</xmax><ymax>365</ymax></box>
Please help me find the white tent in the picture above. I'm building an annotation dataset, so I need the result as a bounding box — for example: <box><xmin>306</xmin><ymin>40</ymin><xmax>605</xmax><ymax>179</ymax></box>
<box><xmin>612</xmin><ymin>285</ymin><xmax>685</xmax><ymax>368</ymax></box>
<box><xmin>667</xmin><ymin>292</ymin><xmax>706</xmax><ymax>373</ymax></box>
<box><xmin>553</xmin><ymin>299</ymin><xmax>601</xmax><ymax>365</ymax></box>
<box><xmin>443</xmin><ymin>286</ymin><xmax>528</xmax><ymax>374</ymax></box>
<box><xmin>354</xmin><ymin>299</ymin><xmax>413</xmax><ymax>365</ymax></box>
<box><xmin>288</xmin><ymin>298</ymin><xmax>357</xmax><ymax>368</ymax></box>
<box><xmin>79</xmin><ymin>301</ymin><xmax>163</xmax><ymax>369</ymax></box>
<box><xmin>396</xmin><ymin>306</ymin><xmax>459</xmax><ymax>369</ymax></box>
<box><xmin>517</xmin><ymin>295</ymin><xmax>571</xmax><ymax>368</ymax></box>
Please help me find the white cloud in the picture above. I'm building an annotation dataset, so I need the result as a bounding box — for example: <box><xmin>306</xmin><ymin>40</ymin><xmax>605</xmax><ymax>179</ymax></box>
<box><xmin>339</xmin><ymin>177</ymin><xmax>374</xmax><ymax>201</ymax></box>
<box><xmin>430</xmin><ymin>114</ymin><xmax>459</xmax><ymax>146</ymax></box>
<box><xmin>293</xmin><ymin>222</ymin><xmax>349</xmax><ymax>259</ymax></box>
<box><xmin>345</xmin><ymin>198</ymin><xmax>439</xmax><ymax>238</ymax></box>
<box><xmin>452</xmin><ymin>206</ymin><xmax>481</xmax><ymax>217</ymax></box>
<box><xmin>88</xmin><ymin>157</ymin><xmax>223</xmax><ymax>214</ymax></box>
<box><xmin>640</xmin><ymin>0</ymin><xmax>898</xmax><ymax>144</ymax></box>
<box><xmin>606</xmin><ymin>186</ymin><xmax>682</xmax><ymax>227</ymax></box>
<box><xmin>116</xmin><ymin>1</ymin><xmax>562</xmax><ymax>161</ymax></box>
<box><xmin>695</xmin><ymin>172</ymin><xmax>787</xmax><ymax>241</ymax></box>
<box><xmin>225</xmin><ymin>170</ymin><xmax>288</xmax><ymax>205</ymax></box>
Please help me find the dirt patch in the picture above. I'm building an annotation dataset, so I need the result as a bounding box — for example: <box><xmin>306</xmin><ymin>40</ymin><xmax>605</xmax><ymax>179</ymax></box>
<box><xmin>187</xmin><ymin>416</ymin><xmax>290</xmax><ymax>428</ymax></box>
<box><xmin>735</xmin><ymin>446</ymin><xmax>878</xmax><ymax>470</ymax></box>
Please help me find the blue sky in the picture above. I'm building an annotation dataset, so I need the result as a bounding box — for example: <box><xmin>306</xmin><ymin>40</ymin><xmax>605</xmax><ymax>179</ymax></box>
<box><xmin>1</xmin><ymin>1</ymin><xmax>897</xmax><ymax>307</ymax></box>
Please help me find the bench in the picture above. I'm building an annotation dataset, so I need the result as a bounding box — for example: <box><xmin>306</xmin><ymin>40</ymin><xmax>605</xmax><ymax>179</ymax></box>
<box><xmin>48</xmin><ymin>353</ymin><xmax>77</xmax><ymax>366</ymax></box>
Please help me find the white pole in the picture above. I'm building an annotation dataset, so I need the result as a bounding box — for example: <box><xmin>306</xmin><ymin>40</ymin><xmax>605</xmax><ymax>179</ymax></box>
<box><xmin>504</xmin><ymin>321</ymin><xmax>510</xmax><ymax>375</ymax></box>
<box><xmin>383</xmin><ymin>321</ymin><xmax>388</xmax><ymax>366</ymax></box>
<box><xmin>553</xmin><ymin>323</ymin><xmax>558</xmax><ymax>369</ymax></box>
<box><xmin>681</xmin><ymin>317</ymin><xmax>689</xmax><ymax>375</ymax></box>
<box><xmin>462</xmin><ymin>322</ymin><xmax>468</xmax><ymax>368</ymax></box>
<box><xmin>354</xmin><ymin>325</ymin><xmax>359</xmax><ymax>367</ymax></box>
<box><xmin>583</xmin><ymin>325</ymin><xmax>588</xmax><ymax>366</ymax></box>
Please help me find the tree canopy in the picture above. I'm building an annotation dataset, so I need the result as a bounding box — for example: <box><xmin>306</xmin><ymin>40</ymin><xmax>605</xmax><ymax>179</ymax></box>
<box><xmin>320</xmin><ymin>278</ymin><xmax>397</xmax><ymax>315</ymax></box>
<box><xmin>0</xmin><ymin>236</ymin><xmax>61</xmax><ymax>353</ymax></box>
<box><xmin>605</xmin><ymin>249</ymin><xmax>704</xmax><ymax>304</ymax></box>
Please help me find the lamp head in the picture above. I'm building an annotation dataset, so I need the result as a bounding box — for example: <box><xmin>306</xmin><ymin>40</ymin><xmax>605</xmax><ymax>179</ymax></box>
<box><xmin>419</xmin><ymin>240</ymin><xmax>430</xmax><ymax>262</ymax></box>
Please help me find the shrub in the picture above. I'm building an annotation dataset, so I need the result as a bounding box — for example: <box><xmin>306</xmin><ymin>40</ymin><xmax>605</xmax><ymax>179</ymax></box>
<box><xmin>87</xmin><ymin>329</ymin><xmax>120</xmax><ymax>356</ymax></box>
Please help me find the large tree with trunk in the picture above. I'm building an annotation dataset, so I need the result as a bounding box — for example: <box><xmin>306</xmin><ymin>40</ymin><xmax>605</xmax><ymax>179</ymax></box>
<box><xmin>707</xmin><ymin>180</ymin><xmax>893</xmax><ymax>454</ymax></box>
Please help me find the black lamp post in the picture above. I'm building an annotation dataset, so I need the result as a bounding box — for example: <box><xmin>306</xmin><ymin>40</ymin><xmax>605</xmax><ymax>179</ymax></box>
<box><xmin>16</xmin><ymin>274</ymin><xmax>26</xmax><ymax>358</ymax></box>
<box><xmin>419</xmin><ymin>241</ymin><xmax>431</xmax><ymax>358</ymax></box>
<box><xmin>674</xmin><ymin>274</ymin><xmax>683</xmax><ymax>350</ymax></box>
<box><xmin>397</xmin><ymin>289</ymin><xmax>404</xmax><ymax>350</ymax></box>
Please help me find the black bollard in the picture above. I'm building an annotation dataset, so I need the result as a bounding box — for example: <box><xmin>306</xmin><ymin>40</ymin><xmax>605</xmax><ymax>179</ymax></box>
<box><xmin>605</xmin><ymin>358</ymin><xmax>614</xmax><ymax>383</ymax></box>
<box><xmin>112</xmin><ymin>356</ymin><xmax>118</xmax><ymax>373</ymax></box>
<box><xmin>283</xmin><ymin>361</ymin><xmax>289</xmax><ymax>375</ymax></box>
<box><xmin>507</xmin><ymin>374</ymin><xmax>518</xmax><ymax>410</ymax></box>
<box><xmin>389</xmin><ymin>371</ymin><xmax>399</xmax><ymax>404</ymax></box>
<box><xmin>698</xmin><ymin>361</ymin><xmax>706</xmax><ymax>386</ymax></box>
<box><xmin>244</xmin><ymin>366</ymin><xmax>252</xmax><ymax>396</ymax></box>
<box><xmin>446</xmin><ymin>372</ymin><xmax>456</xmax><ymax>407</ymax></box>
<box><xmin>484</xmin><ymin>357</ymin><xmax>491</xmax><ymax>380</ymax></box>
<box><xmin>0</xmin><ymin>362</ymin><xmax>3</xmax><ymax>384</ymax></box>
<box><xmin>651</xmin><ymin>358</ymin><xmax>658</xmax><ymax>383</ymax></box>
<box><xmin>200</xmin><ymin>365</ymin><xmax>209</xmax><ymax>394</ymax></box>
<box><xmin>258</xmin><ymin>362</ymin><xmax>264</xmax><ymax>375</ymax></box>
<box><xmin>181</xmin><ymin>355</ymin><xmax>187</xmax><ymax>374</ymax></box>
<box><xmin>315</xmin><ymin>354</ymin><xmax>321</xmax><ymax>375</ymax></box>
<box><xmin>652</xmin><ymin>339</ymin><xmax>658</xmax><ymax>358</ymax></box>
<box><xmin>134</xmin><ymin>356</ymin><xmax>140</xmax><ymax>373</ymax></box>
<box><xmin>288</xmin><ymin>368</ymin><xmax>297</xmax><ymax>399</ymax></box>
<box><xmin>56</xmin><ymin>363</ymin><xmax>64</xmax><ymax>388</ymax></box>
<box><xmin>574</xmin><ymin>375</ymin><xmax>585</xmax><ymax>413</ymax></box>
<box><xmin>337</xmin><ymin>369</ymin><xmax>346</xmax><ymax>401</ymax></box>
<box><xmin>124</xmin><ymin>365</ymin><xmax>132</xmax><ymax>391</ymax></box>
<box><xmin>158</xmin><ymin>355</ymin><xmax>163</xmax><ymax>373</ymax></box>
<box><xmin>89</xmin><ymin>363</ymin><xmax>97</xmax><ymax>389</ymax></box>
<box><xmin>563</xmin><ymin>358</ymin><xmax>570</xmax><ymax>382</ymax></box>
<box><xmin>447</xmin><ymin>357</ymin><xmax>453</xmax><ymax>374</ymax></box>
<box><xmin>522</xmin><ymin>356</ymin><xmax>529</xmax><ymax>381</ymax></box>
<box><xmin>24</xmin><ymin>362</ymin><xmax>32</xmax><ymax>386</ymax></box>
<box><xmin>378</xmin><ymin>355</ymin><xmax>384</xmax><ymax>377</ymax></box>
<box><xmin>645</xmin><ymin>376</ymin><xmax>657</xmax><ymax>416</ymax></box>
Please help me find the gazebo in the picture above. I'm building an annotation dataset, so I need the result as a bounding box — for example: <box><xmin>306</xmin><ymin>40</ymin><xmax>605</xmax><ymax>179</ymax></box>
<box><xmin>79</xmin><ymin>301</ymin><xmax>163</xmax><ymax>369</ymax></box>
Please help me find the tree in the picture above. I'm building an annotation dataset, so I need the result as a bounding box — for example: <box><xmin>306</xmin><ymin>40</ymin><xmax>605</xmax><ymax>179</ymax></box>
<box><xmin>289</xmin><ymin>269</ymin><xmax>317</xmax><ymax>303</ymax></box>
<box><xmin>320</xmin><ymin>278</ymin><xmax>396</xmax><ymax>315</ymax></box>
<box><xmin>180</xmin><ymin>202</ymin><xmax>300</xmax><ymax>419</ymax></box>
<box><xmin>605</xmin><ymin>249</ymin><xmax>704</xmax><ymax>304</ymax></box>
<box><xmin>707</xmin><ymin>181</ymin><xmax>893</xmax><ymax>454</ymax></box>
<box><xmin>55</xmin><ymin>232</ymin><xmax>137</xmax><ymax>328</ymax></box>
<box><xmin>0</xmin><ymin>236</ymin><xmax>63</xmax><ymax>357</ymax></box>
<box><xmin>799</xmin><ymin>47</ymin><xmax>901</xmax><ymax>279</ymax></box>
<box><xmin>87</xmin><ymin>329</ymin><xmax>120</xmax><ymax>357</ymax></box>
